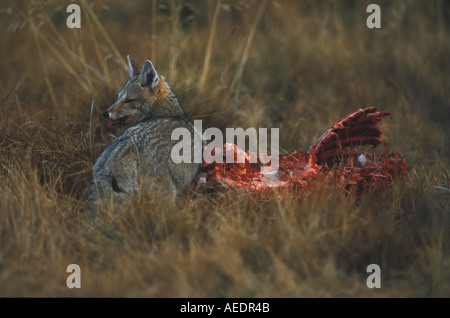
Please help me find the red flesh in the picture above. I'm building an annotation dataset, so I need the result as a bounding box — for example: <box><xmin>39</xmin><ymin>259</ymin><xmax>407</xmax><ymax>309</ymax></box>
<box><xmin>196</xmin><ymin>107</ymin><xmax>407</xmax><ymax>200</ymax></box>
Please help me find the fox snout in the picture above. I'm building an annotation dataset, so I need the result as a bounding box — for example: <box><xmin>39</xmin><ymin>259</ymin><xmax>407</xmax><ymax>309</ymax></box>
<box><xmin>104</xmin><ymin>92</ymin><xmax>128</xmax><ymax>119</ymax></box>
<box><xmin>103</xmin><ymin>99</ymin><xmax>130</xmax><ymax>128</ymax></box>
<box><xmin>102</xmin><ymin>90</ymin><xmax>135</xmax><ymax>128</ymax></box>
<box><xmin>102</xmin><ymin>104</ymin><xmax>122</xmax><ymax>127</ymax></box>
<box><xmin>103</xmin><ymin>105</ymin><xmax>122</xmax><ymax>121</ymax></box>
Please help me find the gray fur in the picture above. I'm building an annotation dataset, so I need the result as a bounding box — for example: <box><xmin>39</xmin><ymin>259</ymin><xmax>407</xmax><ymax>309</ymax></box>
<box><xmin>88</xmin><ymin>58</ymin><xmax>200</xmax><ymax>212</ymax></box>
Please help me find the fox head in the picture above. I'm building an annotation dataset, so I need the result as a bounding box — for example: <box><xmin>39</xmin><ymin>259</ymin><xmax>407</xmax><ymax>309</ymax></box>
<box><xmin>103</xmin><ymin>56</ymin><xmax>183</xmax><ymax>128</ymax></box>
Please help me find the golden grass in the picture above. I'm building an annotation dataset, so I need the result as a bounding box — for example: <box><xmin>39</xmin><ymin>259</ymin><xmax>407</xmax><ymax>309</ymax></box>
<box><xmin>0</xmin><ymin>0</ymin><xmax>448</xmax><ymax>297</ymax></box>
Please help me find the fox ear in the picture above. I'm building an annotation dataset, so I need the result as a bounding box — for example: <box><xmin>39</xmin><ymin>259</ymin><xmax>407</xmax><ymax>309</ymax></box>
<box><xmin>127</xmin><ymin>55</ymin><xmax>140</xmax><ymax>78</ymax></box>
<box><xmin>138</xmin><ymin>60</ymin><xmax>160</xmax><ymax>90</ymax></box>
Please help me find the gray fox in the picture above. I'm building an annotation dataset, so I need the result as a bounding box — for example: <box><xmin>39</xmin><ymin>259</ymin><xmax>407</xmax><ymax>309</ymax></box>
<box><xmin>88</xmin><ymin>56</ymin><xmax>200</xmax><ymax>211</ymax></box>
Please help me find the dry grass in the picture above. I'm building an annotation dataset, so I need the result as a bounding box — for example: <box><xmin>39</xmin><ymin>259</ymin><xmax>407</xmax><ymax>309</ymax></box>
<box><xmin>0</xmin><ymin>0</ymin><xmax>449</xmax><ymax>297</ymax></box>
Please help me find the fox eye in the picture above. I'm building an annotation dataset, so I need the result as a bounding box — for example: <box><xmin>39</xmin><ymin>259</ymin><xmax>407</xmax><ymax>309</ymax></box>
<box><xmin>124</xmin><ymin>98</ymin><xmax>136</xmax><ymax>103</ymax></box>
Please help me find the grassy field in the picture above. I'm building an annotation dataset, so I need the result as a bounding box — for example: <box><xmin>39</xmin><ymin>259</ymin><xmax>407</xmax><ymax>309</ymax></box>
<box><xmin>0</xmin><ymin>0</ymin><xmax>449</xmax><ymax>297</ymax></box>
